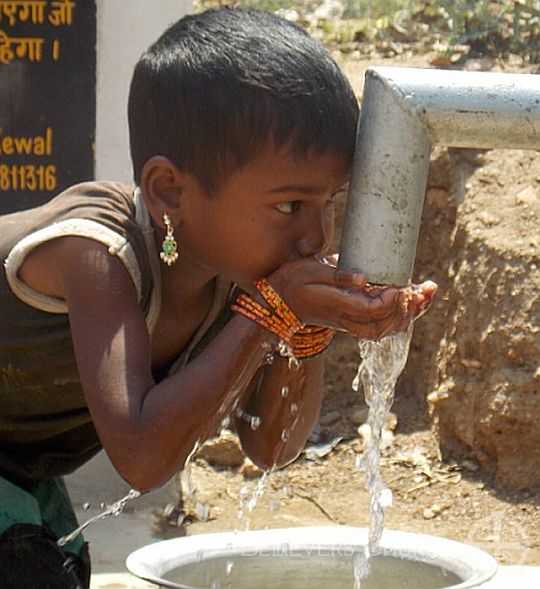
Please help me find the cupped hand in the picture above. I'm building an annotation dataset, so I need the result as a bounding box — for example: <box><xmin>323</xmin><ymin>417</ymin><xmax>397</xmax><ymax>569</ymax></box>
<box><xmin>267</xmin><ymin>258</ymin><xmax>437</xmax><ymax>341</ymax></box>
<box><xmin>353</xmin><ymin>280</ymin><xmax>437</xmax><ymax>340</ymax></box>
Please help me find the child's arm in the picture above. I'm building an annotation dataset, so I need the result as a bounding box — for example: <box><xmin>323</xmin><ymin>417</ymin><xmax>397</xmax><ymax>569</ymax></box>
<box><xmin>234</xmin><ymin>356</ymin><xmax>326</xmax><ymax>471</ymax></box>
<box><xmin>234</xmin><ymin>258</ymin><xmax>436</xmax><ymax>470</ymax></box>
<box><xmin>20</xmin><ymin>236</ymin><xmax>278</xmax><ymax>491</ymax></box>
<box><xmin>23</xmin><ymin>237</ymin><xmax>433</xmax><ymax>491</ymax></box>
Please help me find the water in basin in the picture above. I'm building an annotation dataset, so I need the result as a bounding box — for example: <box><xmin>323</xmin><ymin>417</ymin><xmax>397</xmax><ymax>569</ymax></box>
<box><xmin>163</xmin><ymin>550</ymin><xmax>462</xmax><ymax>589</ymax></box>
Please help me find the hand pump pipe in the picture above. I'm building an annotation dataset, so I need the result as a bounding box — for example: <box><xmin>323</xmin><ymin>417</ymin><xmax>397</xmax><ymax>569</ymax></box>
<box><xmin>339</xmin><ymin>67</ymin><xmax>540</xmax><ymax>286</ymax></box>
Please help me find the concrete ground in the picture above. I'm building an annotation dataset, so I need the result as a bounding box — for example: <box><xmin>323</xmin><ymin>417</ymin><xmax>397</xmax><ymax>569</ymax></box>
<box><xmin>65</xmin><ymin>452</ymin><xmax>540</xmax><ymax>589</ymax></box>
<box><xmin>65</xmin><ymin>451</ymin><xmax>176</xmax><ymax>589</ymax></box>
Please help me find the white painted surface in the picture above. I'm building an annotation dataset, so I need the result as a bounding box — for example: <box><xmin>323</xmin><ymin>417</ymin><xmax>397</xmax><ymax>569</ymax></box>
<box><xmin>483</xmin><ymin>566</ymin><xmax>540</xmax><ymax>587</ymax></box>
<box><xmin>95</xmin><ymin>0</ymin><xmax>193</xmax><ymax>184</ymax></box>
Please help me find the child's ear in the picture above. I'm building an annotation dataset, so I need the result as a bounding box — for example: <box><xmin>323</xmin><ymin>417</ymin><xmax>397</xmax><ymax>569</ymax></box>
<box><xmin>139</xmin><ymin>156</ymin><xmax>186</xmax><ymax>227</ymax></box>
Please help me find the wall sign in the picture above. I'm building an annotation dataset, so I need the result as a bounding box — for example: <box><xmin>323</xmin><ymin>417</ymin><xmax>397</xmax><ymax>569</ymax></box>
<box><xmin>0</xmin><ymin>0</ymin><xmax>96</xmax><ymax>213</ymax></box>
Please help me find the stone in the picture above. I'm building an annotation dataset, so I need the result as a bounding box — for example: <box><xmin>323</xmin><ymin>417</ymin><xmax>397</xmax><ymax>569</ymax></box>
<box><xmin>422</xmin><ymin>152</ymin><xmax>540</xmax><ymax>490</ymax></box>
<box><xmin>196</xmin><ymin>429</ymin><xmax>244</xmax><ymax>468</ymax></box>
<box><xmin>240</xmin><ymin>458</ymin><xmax>265</xmax><ymax>479</ymax></box>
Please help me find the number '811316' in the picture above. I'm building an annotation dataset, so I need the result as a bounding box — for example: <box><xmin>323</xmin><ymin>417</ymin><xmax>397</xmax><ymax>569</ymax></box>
<box><xmin>0</xmin><ymin>164</ymin><xmax>57</xmax><ymax>192</ymax></box>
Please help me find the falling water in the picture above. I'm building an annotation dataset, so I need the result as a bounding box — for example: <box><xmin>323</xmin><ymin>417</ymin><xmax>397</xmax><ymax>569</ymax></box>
<box><xmin>237</xmin><ymin>470</ymin><xmax>271</xmax><ymax>521</ymax></box>
<box><xmin>56</xmin><ymin>488</ymin><xmax>141</xmax><ymax>547</ymax></box>
<box><xmin>352</xmin><ymin>326</ymin><xmax>414</xmax><ymax>587</ymax></box>
<box><xmin>57</xmin><ymin>440</ymin><xmax>206</xmax><ymax>548</ymax></box>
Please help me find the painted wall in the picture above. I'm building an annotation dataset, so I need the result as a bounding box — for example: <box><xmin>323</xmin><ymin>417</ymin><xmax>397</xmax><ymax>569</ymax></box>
<box><xmin>95</xmin><ymin>0</ymin><xmax>193</xmax><ymax>184</ymax></box>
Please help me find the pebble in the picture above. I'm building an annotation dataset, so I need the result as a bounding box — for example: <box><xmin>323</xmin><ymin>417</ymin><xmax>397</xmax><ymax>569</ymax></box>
<box><xmin>423</xmin><ymin>503</ymin><xmax>449</xmax><ymax>519</ymax></box>
<box><xmin>196</xmin><ymin>429</ymin><xmax>244</xmax><ymax>468</ymax></box>
<box><xmin>240</xmin><ymin>459</ymin><xmax>264</xmax><ymax>479</ymax></box>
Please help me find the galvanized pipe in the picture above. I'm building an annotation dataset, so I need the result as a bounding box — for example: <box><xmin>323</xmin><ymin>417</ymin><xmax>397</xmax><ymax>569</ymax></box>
<box><xmin>339</xmin><ymin>67</ymin><xmax>540</xmax><ymax>286</ymax></box>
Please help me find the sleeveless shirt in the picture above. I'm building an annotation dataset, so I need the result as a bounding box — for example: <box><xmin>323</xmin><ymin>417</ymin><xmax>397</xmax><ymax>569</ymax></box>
<box><xmin>0</xmin><ymin>182</ymin><xmax>232</xmax><ymax>485</ymax></box>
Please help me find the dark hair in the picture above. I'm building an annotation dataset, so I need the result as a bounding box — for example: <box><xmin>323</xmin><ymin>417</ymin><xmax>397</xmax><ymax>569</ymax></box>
<box><xmin>128</xmin><ymin>7</ymin><xmax>359</xmax><ymax>193</ymax></box>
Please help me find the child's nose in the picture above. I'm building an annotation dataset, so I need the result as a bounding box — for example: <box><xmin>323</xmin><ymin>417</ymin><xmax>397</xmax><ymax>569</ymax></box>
<box><xmin>295</xmin><ymin>210</ymin><xmax>333</xmax><ymax>258</ymax></box>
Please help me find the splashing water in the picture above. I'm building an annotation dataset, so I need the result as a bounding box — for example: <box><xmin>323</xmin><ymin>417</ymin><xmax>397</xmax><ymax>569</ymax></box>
<box><xmin>56</xmin><ymin>439</ymin><xmax>206</xmax><ymax>548</ymax></box>
<box><xmin>237</xmin><ymin>470</ymin><xmax>271</xmax><ymax>520</ymax></box>
<box><xmin>56</xmin><ymin>488</ymin><xmax>141</xmax><ymax>547</ymax></box>
<box><xmin>352</xmin><ymin>326</ymin><xmax>413</xmax><ymax>586</ymax></box>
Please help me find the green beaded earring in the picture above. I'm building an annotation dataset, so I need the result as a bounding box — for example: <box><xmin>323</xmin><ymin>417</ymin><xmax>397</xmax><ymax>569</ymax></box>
<box><xmin>159</xmin><ymin>213</ymin><xmax>179</xmax><ymax>266</ymax></box>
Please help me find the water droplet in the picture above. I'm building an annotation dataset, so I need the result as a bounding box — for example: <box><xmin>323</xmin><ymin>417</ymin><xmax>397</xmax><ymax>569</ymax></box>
<box><xmin>250</xmin><ymin>416</ymin><xmax>261</xmax><ymax>430</ymax></box>
<box><xmin>269</xmin><ymin>500</ymin><xmax>280</xmax><ymax>512</ymax></box>
<box><xmin>56</xmin><ymin>489</ymin><xmax>141</xmax><ymax>547</ymax></box>
<box><xmin>379</xmin><ymin>487</ymin><xmax>393</xmax><ymax>508</ymax></box>
<box><xmin>280</xmin><ymin>385</ymin><xmax>289</xmax><ymax>397</ymax></box>
<box><xmin>226</xmin><ymin>560</ymin><xmax>234</xmax><ymax>575</ymax></box>
<box><xmin>195</xmin><ymin>502</ymin><xmax>210</xmax><ymax>521</ymax></box>
<box><xmin>162</xmin><ymin>503</ymin><xmax>176</xmax><ymax>518</ymax></box>
<box><xmin>290</xmin><ymin>402</ymin><xmax>298</xmax><ymax>415</ymax></box>
<box><xmin>281</xmin><ymin>429</ymin><xmax>290</xmax><ymax>442</ymax></box>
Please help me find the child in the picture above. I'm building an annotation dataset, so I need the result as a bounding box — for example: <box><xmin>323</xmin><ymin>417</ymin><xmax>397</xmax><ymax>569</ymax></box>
<box><xmin>0</xmin><ymin>7</ymin><xmax>436</xmax><ymax>588</ymax></box>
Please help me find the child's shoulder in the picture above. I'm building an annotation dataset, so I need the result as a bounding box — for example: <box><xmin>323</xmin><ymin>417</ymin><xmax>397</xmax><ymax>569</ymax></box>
<box><xmin>0</xmin><ymin>180</ymin><xmax>141</xmax><ymax>259</ymax></box>
<box><xmin>53</xmin><ymin>180</ymin><xmax>137</xmax><ymax>213</ymax></box>
<box><xmin>1</xmin><ymin>181</ymin><xmax>154</xmax><ymax>319</ymax></box>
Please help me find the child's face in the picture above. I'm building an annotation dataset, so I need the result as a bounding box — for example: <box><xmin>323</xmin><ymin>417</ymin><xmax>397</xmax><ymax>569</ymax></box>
<box><xmin>179</xmin><ymin>141</ymin><xmax>350</xmax><ymax>290</ymax></box>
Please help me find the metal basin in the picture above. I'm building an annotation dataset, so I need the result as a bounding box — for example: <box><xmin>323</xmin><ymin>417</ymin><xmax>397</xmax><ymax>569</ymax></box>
<box><xmin>126</xmin><ymin>526</ymin><xmax>497</xmax><ymax>589</ymax></box>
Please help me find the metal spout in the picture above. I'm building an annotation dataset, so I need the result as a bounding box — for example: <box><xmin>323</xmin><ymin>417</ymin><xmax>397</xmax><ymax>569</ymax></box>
<box><xmin>339</xmin><ymin>67</ymin><xmax>540</xmax><ymax>286</ymax></box>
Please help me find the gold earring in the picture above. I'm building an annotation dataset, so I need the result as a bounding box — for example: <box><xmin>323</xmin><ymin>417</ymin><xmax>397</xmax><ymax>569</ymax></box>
<box><xmin>159</xmin><ymin>213</ymin><xmax>178</xmax><ymax>266</ymax></box>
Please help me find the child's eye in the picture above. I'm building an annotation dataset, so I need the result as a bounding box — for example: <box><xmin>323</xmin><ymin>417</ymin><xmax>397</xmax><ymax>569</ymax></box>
<box><xmin>275</xmin><ymin>201</ymin><xmax>301</xmax><ymax>215</ymax></box>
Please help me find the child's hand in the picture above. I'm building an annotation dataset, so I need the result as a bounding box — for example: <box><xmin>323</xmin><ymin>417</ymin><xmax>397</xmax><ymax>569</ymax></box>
<box><xmin>267</xmin><ymin>258</ymin><xmax>437</xmax><ymax>340</ymax></box>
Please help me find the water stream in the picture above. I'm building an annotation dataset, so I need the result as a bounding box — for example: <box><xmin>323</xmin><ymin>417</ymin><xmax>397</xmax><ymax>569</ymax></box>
<box><xmin>352</xmin><ymin>326</ymin><xmax>414</xmax><ymax>586</ymax></box>
<box><xmin>56</xmin><ymin>488</ymin><xmax>141</xmax><ymax>547</ymax></box>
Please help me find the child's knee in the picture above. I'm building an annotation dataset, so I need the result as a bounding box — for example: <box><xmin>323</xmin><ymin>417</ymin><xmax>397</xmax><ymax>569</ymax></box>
<box><xmin>0</xmin><ymin>523</ymin><xmax>90</xmax><ymax>589</ymax></box>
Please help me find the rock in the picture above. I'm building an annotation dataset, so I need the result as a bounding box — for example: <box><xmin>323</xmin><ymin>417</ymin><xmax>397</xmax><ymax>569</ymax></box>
<box><xmin>304</xmin><ymin>436</ymin><xmax>343</xmax><ymax>460</ymax></box>
<box><xmin>428</xmin><ymin>230</ymin><xmax>540</xmax><ymax>489</ymax></box>
<box><xmin>424</xmin><ymin>154</ymin><xmax>540</xmax><ymax>490</ymax></box>
<box><xmin>239</xmin><ymin>458</ymin><xmax>265</xmax><ymax>479</ymax></box>
<box><xmin>196</xmin><ymin>429</ymin><xmax>244</xmax><ymax>468</ymax></box>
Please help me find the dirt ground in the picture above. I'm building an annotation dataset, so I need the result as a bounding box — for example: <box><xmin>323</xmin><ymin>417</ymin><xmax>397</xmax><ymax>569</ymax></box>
<box><xmin>148</xmin><ymin>51</ymin><xmax>540</xmax><ymax>568</ymax></box>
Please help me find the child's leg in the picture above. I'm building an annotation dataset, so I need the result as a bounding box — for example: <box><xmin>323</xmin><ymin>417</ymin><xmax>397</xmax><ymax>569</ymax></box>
<box><xmin>0</xmin><ymin>475</ymin><xmax>90</xmax><ymax>588</ymax></box>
